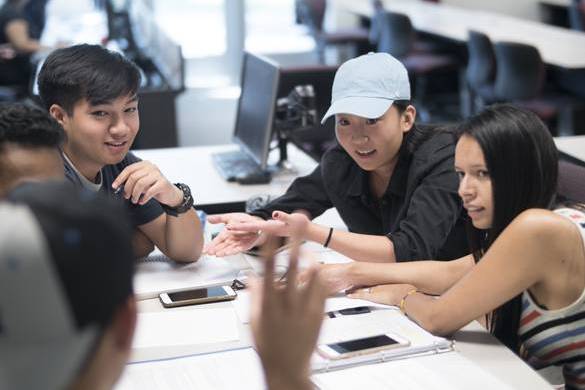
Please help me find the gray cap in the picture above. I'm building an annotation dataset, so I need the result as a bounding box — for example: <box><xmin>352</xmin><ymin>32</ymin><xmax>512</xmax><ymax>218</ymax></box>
<box><xmin>0</xmin><ymin>204</ymin><xmax>97</xmax><ymax>390</ymax></box>
<box><xmin>321</xmin><ymin>52</ymin><xmax>411</xmax><ymax>124</ymax></box>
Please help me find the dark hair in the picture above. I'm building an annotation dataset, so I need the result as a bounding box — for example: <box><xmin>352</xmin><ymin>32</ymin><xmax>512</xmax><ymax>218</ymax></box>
<box><xmin>37</xmin><ymin>44</ymin><xmax>141</xmax><ymax>114</ymax></box>
<box><xmin>457</xmin><ymin>104</ymin><xmax>558</xmax><ymax>352</ymax></box>
<box><xmin>0</xmin><ymin>103</ymin><xmax>64</xmax><ymax>148</ymax></box>
<box><xmin>393</xmin><ymin>100</ymin><xmax>451</xmax><ymax>155</ymax></box>
<box><xmin>8</xmin><ymin>181</ymin><xmax>134</xmax><ymax>331</ymax></box>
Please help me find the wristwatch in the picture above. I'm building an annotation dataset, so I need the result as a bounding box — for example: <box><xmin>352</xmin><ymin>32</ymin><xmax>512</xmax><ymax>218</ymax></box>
<box><xmin>161</xmin><ymin>183</ymin><xmax>194</xmax><ymax>217</ymax></box>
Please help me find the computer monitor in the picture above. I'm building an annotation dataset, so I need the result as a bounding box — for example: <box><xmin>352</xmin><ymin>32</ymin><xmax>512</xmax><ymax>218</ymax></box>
<box><xmin>233</xmin><ymin>52</ymin><xmax>280</xmax><ymax>170</ymax></box>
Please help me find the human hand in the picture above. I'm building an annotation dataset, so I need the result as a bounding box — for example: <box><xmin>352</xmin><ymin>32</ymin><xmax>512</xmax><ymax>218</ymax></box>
<box><xmin>300</xmin><ymin>263</ymin><xmax>354</xmax><ymax>295</ymax></box>
<box><xmin>226</xmin><ymin>210</ymin><xmax>310</xmax><ymax>239</ymax></box>
<box><xmin>347</xmin><ymin>283</ymin><xmax>416</xmax><ymax>307</ymax></box>
<box><xmin>250</xmin><ymin>236</ymin><xmax>326</xmax><ymax>390</ymax></box>
<box><xmin>204</xmin><ymin>213</ymin><xmax>265</xmax><ymax>256</ymax></box>
<box><xmin>112</xmin><ymin>161</ymin><xmax>182</xmax><ymax>207</ymax></box>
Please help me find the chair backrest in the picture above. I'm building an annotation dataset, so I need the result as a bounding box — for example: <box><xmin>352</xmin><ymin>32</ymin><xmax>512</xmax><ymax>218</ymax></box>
<box><xmin>558</xmin><ymin>159</ymin><xmax>585</xmax><ymax>203</ymax></box>
<box><xmin>493</xmin><ymin>42</ymin><xmax>545</xmax><ymax>101</ymax></box>
<box><xmin>569</xmin><ymin>0</ymin><xmax>585</xmax><ymax>31</ymax></box>
<box><xmin>295</xmin><ymin>0</ymin><xmax>326</xmax><ymax>33</ymax></box>
<box><xmin>466</xmin><ymin>31</ymin><xmax>496</xmax><ymax>90</ymax></box>
<box><xmin>373</xmin><ymin>11</ymin><xmax>414</xmax><ymax>58</ymax></box>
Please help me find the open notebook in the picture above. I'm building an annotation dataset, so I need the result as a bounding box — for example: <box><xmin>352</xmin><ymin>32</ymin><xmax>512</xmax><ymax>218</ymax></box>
<box><xmin>133</xmin><ymin>252</ymin><xmax>243</xmax><ymax>300</ymax></box>
<box><xmin>312</xmin><ymin>308</ymin><xmax>453</xmax><ymax>372</ymax></box>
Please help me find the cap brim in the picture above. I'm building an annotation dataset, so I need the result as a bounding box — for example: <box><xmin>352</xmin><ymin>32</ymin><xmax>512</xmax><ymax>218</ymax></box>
<box><xmin>321</xmin><ymin>96</ymin><xmax>395</xmax><ymax>124</ymax></box>
<box><xmin>0</xmin><ymin>330</ymin><xmax>96</xmax><ymax>390</ymax></box>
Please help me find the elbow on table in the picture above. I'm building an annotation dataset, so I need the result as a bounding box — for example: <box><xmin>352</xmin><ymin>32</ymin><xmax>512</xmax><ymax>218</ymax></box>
<box><xmin>166</xmin><ymin>241</ymin><xmax>204</xmax><ymax>263</ymax></box>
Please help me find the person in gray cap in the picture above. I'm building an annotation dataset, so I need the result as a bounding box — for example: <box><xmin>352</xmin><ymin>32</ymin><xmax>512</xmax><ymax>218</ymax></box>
<box><xmin>206</xmin><ymin>52</ymin><xmax>467</xmax><ymax>265</ymax></box>
<box><xmin>0</xmin><ymin>182</ymin><xmax>327</xmax><ymax>390</ymax></box>
<box><xmin>0</xmin><ymin>181</ymin><xmax>136</xmax><ymax>390</ymax></box>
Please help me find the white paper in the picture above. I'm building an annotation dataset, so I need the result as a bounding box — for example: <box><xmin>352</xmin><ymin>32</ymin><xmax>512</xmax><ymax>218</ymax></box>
<box><xmin>232</xmin><ymin>291</ymin><xmax>394</xmax><ymax>324</ymax></box>
<box><xmin>132</xmin><ymin>307</ymin><xmax>239</xmax><ymax>350</ymax></box>
<box><xmin>116</xmin><ymin>348</ymin><xmax>265</xmax><ymax>390</ymax></box>
<box><xmin>231</xmin><ymin>290</ymin><xmax>252</xmax><ymax>323</ymax></box>
<box><xmin>133</xmin><ymin>254</ymin><xmax>241</xmax><ymax>300</ymax></box>
<box><xmin>318</xmin><ymin>309</ymin><xmax>442</xmax><ymax>346</ymax></box>
<box><xmin>313</xmin><ymin>352</ymin><xmax>515</xmax><ymax>390</ymax></box>
<box><xmin>324</xmin><ymin>295</ymin><xmax>396</xmax><ymax>313</ymax></box>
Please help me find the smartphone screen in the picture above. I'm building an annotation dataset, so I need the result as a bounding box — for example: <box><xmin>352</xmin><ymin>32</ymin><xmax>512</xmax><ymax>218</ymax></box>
<box><xmin>327</xmin><ymin>334</ymin><xmax>399</xmax><ymax>354</ymax></box>
<box><xmin>167</xmin><ymin>286</ymin><xmax>227</xmax><ymax>302</ymax></box>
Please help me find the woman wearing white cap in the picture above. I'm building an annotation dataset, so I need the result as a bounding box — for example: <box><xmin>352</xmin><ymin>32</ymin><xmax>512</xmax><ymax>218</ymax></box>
<box><xmin>206</xmin><ymin>52</ymin><xmax>467</xmax><ymax>264</ymax></box>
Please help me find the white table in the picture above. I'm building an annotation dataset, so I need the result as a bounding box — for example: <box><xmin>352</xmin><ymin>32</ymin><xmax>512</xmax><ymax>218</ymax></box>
<box><xmin>127</xmin><ymin>142</ymin><xmax>554</xmax><ymax>389</ymax></box>
<box><xmin>336</xmin><ymin>0</ymin><xmax>585</xmax><ymax>69</ymax></box>
<box><xmin>133</xmin><ymin>143</ymin><xmax>318</xmax><ymax>212</ymax></box>
<box><xmin>555</xmin><ymin>135</ymin><xmax>585</xmax><ymax>162</ymax></box>
<box><xmin>130</xmin><ymin>252</ymin><xmax>552</xmax><ymax>389</ymax></box>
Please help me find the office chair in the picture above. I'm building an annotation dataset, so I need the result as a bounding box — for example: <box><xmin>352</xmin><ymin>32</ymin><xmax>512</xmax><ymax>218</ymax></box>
<box><xmin>569</xmin><ymin>0</ymin><xmax>585</xmax><ymax>31</ymax></box>
<box><xmin>475</xmin><ymin>41</ymin><xmax>583</xmax><ymax>135</ymax></box>
<box><xmin>464</xmin><ymin>31</ymin><xmax>496</xmax><ymax>115</ymax></box>
<box><xmin>558</xmin><ymin>159</ymin><xmax>585</xmax><ymax>203</ymax></box>
<box><xmin>295</xmin><ymin>0</ymin><xmax>370</xmax><ymax>63</ymax></box>
<box><xmin>372</xmin><ymin>11</ymin><xmax>459</xmax><ymax>121</ymax></box>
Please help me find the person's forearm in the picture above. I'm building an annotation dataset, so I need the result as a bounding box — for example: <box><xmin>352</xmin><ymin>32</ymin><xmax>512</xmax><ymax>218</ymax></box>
<box><xmin>163</xmin><ymin>209</ymin><xmax>203</xmax><ymax>262</ymax></box>
<box><xmin>348</xmin><ymin>257</ymin><xmax>474</xmax><ymax>295</ymax></box>
<box><xmin>305</xmin><ymin>223</ymin><xmax>396</xmax><ymax>262</ymax></box>
<box><xmin>132</xmin><ymin>229</ymin><xmax>155</xmax><ymax>258</ymax></box>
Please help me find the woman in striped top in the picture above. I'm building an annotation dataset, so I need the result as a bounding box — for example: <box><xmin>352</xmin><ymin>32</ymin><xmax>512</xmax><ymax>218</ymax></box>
<box><xmin>318</xmin><ymin>104</ymin><xmax>585</xmax><ymax>388</ymax></box>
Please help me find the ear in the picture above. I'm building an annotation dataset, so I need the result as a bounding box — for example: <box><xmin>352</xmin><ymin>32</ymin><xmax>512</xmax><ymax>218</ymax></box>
<box><xmin>48</xmin><ymin>104</ymin><xmax>69</xmax><ymax>128</ymax></box>
<box><xmin>110</xmin><ymin>296</ymin><xmax>137</xmax><ymax>351</ymax></box>
<box><xmin>401</xmin><ymin>105</ymin><xmax>417</xmax><ymax>134</ymax></box>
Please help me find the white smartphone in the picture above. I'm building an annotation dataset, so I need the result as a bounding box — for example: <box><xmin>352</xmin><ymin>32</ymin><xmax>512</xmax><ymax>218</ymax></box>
<box><xmin>317</xmin><ymin>333</ymin><xmax>410</xmax><ymax>360</ymax></box>
<box><xmin>159</xmin><ymin>285</ymin><xmax>237</xmax><ymax>308</ymax></box>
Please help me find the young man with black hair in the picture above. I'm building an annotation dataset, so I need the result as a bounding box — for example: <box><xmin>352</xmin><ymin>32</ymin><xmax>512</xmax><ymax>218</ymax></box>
<box><xmin>0</xmin><ymin>181</ymin><xmax>137</xmax><ymax>390</ymax></box>
<box><xmin>37</xmin><ymin>44</ymin><xmax>203</xmax><ymax>262</ymax></box>
<box><xmin>0</xmin><ymin>102</ymin><xmax>64</xmax><ymax>197</ymax></box>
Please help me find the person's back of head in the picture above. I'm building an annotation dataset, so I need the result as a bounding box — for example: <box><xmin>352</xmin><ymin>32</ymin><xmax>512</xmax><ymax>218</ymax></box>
<box><xmin>37</xmin><ymin>44</ymin><xmax>141</xmax><ymax>115</ymax></box>
<box><xmin>0</xmin><ymin>181</ymin><xmax>136</xmax><ymax>390</ymax></box>
<box><xmin>0</xmin><ymin>102</ymin><xmax>65</xmax><ymax>197</ymax></box>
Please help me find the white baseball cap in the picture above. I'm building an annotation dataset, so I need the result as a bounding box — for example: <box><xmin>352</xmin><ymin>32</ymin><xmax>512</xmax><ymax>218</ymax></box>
<box><xmin>321</xmin><ymin>52</ymin><xmax>411</xmax><ymax>124</ymax></box>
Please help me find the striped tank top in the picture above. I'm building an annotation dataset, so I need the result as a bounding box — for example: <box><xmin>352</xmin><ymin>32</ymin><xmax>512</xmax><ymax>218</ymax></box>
<box><xmin>518</xmin><ymin>208</ymin><xmax>585</xmax><ymax>389</ymax></box>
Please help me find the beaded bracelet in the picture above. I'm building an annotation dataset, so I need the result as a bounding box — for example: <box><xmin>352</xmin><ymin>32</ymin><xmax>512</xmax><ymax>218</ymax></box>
<box><xmin>399</xmin><ymin>288</ymin><xmax>418</xmax><ymax>314</ymax></box>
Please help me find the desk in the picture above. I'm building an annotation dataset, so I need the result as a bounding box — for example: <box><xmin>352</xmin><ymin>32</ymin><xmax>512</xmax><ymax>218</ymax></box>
<box><xmin>126</xmin><ymin>251</ymin><xmax>552</xmax><ymax>389</ymax></box>
<box><xmin>133</xmin><ymin>143</ymin><xmax>318</xmax><ymax>213</ymax></box>
<box><xmin>336</xmin><ymin>0</ymin><xmax>585</xmax><ymax>69</ymax></box>
<box><xmin>555</xmin><ymin>135</ymin><xmax>585</xmax><ymax>162</ymax></box>
<box><xmin>125</xmin><ymin>143</ymin><xmax>553</xmax><ymax>389</ymax></box>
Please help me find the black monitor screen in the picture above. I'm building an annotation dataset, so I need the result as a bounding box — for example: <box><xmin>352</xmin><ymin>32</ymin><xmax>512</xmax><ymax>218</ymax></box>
<box><xmin>233</xmin><ymin>52</ymin><xmax>280</xmax><ymax>170</ymax></box>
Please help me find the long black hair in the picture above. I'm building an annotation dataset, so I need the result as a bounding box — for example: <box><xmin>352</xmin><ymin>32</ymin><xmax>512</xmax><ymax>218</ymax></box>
<box><xmin>457</xmin><ymin>104</ymin><xmax>559</xmax><ymax>352</ymax></box>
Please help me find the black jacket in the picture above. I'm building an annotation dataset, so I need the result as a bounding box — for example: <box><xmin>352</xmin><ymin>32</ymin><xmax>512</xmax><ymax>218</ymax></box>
<box><xmin>251</xmin><ymin>128</ymin><xmax>468</xmax><ymax>261</ymax></box>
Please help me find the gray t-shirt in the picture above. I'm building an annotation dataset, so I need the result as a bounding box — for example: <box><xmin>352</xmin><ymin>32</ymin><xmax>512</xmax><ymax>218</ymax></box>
<box><xmin>63</xmin><ymin>152</ymin><xmax>164</xmax><ymax>227</ymax></box>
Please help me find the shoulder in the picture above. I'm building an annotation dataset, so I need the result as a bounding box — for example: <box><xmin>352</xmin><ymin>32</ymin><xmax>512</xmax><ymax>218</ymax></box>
<box><xmin>507</xmin><ymin>209</ymin><xmax>577</xmax><ymax>249</ymax></box>
<box><xmin>0</xmin><ymin>6</ymin><xmax>25</xmax><ymax>24</ymax></box>
<box><xmin>410</xmin><ymin>126</ymin><xmax>456</xmax><ymax>162</ymax></box>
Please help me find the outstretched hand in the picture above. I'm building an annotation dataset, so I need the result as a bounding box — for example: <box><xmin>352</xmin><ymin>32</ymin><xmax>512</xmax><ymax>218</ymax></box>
<box><xmin>299</xmin><ymin>263</ymin><xmax>354</xmax><ymax>296</ymax></box>
<box><xmin>226</xmin><ymin>210</ymin><xmax>310</xmax><ymax>239</ymax></box>
<box><xmin>250</xmin><ymin>235</ymin><xmax>327</xmax><ymax>390</ymax></box>
<box><xmin>204</xmin><ymin>213</ymin><xmax>265</xmax><ymax>256</ymax></box>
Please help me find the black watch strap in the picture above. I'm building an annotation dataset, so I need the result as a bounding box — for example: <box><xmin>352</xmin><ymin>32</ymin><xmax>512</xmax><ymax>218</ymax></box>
<box><xmin>162</xmin><ymin>183</ymin><xmax>193</xmax><ymax>217</ymax></box>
